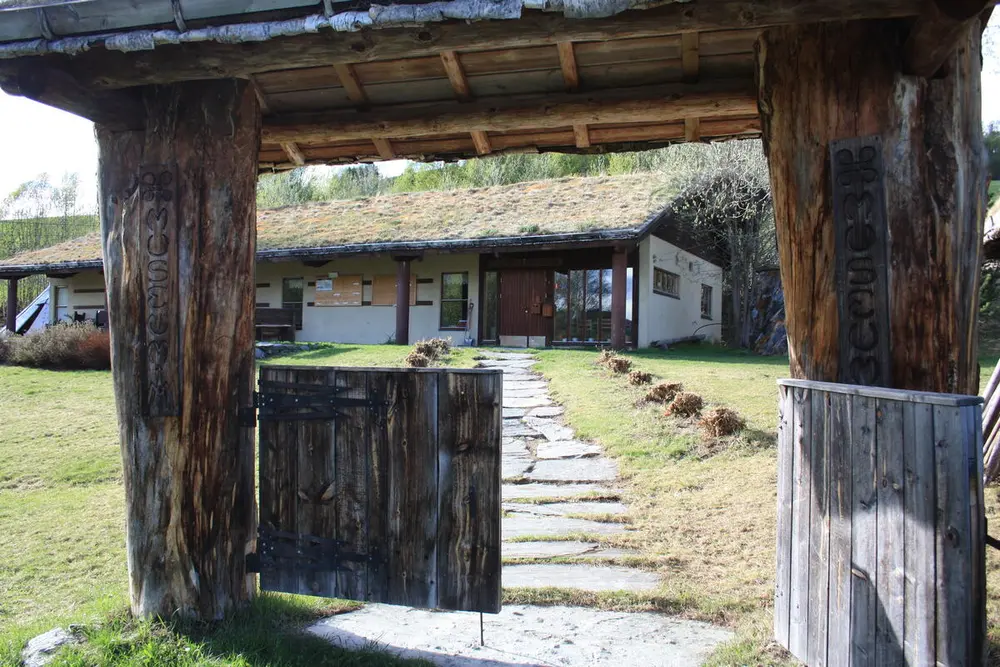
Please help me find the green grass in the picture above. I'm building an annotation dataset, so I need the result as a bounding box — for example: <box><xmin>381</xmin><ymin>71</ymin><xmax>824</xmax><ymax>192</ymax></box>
<box><xmin>262</xmin><ymin>343</ymin><xmax>480</xmax><ymax>369</ymax></box>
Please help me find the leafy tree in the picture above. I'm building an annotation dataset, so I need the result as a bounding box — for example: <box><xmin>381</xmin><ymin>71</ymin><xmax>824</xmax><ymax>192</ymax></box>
<box><xmin>256</xmin><ymin>168</ymin><xmax>318</xmax><ymax>208</ymax></box>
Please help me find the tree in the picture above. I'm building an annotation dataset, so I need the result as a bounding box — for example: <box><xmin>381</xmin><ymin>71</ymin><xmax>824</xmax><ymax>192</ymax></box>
<box><xmin>660</xmin><ymin>141</ymin><xmax>777</xmax><ymax>349</ymax></box>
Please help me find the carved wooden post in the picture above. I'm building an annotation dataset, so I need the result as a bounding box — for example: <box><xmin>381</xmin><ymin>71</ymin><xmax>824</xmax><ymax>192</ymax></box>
<box><xmin>395</xmin><ymin>257</ymin><xmax>411</xmax><ymax>345</ymax></box>
<box><xmin>757</xmin><ymin>19</ymin><xmax>987</xmax><ymax>394</ymax></box>
<box><xmin>98</xmin><ymin>79</ymin><xmax>260</xmax><ymax>620</ymax></box>
<box><xmin>610</xmin><ymin>248</ymin><xmax>628</xmax><ymax>349</ymax></box>
<box><xmin>5</xmin><ymin>277</ymin><xmax>18</xmax><ymax>333</ymax></box>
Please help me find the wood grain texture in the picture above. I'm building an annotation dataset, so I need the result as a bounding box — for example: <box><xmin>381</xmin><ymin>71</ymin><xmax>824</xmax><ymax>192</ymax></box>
<box><xmin>826</xmin><ymin>391</ymin><xmax>853</xmax><ymax>667</ymax></box>
<box><xmin>436</xmin><ymin>371</ymin><xmax>503</xmax><ymax>613</ymax></box>
<box><xmin>806</xmin><ymin>389</ymin><xmax>830</xmax><ymax>667</ymax></box>
<box><xmin>788</xmin><ymin>386</ymin><xmax>811</xmax><ymax>661</ymax></box>
<box><xmin>903</xmin><ymin>0</ymin><xmax>993</xmax><ymax>76</ymax></box>
<box><xmin>557</xmin><ymin>42</ymin><xmax>580</xmax><ymax>92</ymax></box>
<box><xmin>875</xmin><ymin>399</ymin><xmax>905</xmax><ymax>666</ymax></box>
<box><xmin>758</xmin><ymin>19</ymin><xmax>987</xmax><ymax>394</ymax></box>
<box><xmin>97</xmin><ymin>78</ymin><xmax>260</xmax><ymax>620</ymax></box>
<box><xmin>850</xmin><ymin>394</ymin><xmax>877</xmax><ymax>667</ymax></box>
<box><xmin>902</xmin><ymin>401</ymin><xmax>936</xmax><ymax>666</ymax></box>
<box><xmin>774</xmin><ymin>384</ymin><xmax>793</xmax><ymax>647</ymax></box>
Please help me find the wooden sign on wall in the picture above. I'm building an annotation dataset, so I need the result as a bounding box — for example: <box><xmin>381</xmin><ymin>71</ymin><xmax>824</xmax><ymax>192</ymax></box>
<box><xmin>830</xmin><ymin>137</ymin><xmax>892</xmax><ymax>387</ymax></box>
<box><xmin>315</xmin><ymin>274</ymin><xmax>362</xmax><ymax>306</ymax></box>
<box><xmin>140</xmin><ymin>164</ymin><xmax>180</xmax><ymax>416</ymax></box>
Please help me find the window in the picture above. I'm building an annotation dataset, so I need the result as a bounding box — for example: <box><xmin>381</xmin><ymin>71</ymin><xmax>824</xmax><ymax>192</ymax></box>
<box><xmin>440</xmin><ymin>272</ymin><xmax>469</xmax><ymax>330</ymax></box>
<box><xmin>701</xmin><ymin>284</ymin><xmax>713</xmax><ymax>319</ymax></box>
<box><xmin>553</xmin><ymin>267</ymin><xmax>630</xmax><ymax>343</ymax></box>
<box><xmin>653</xmin><ymin>268</ymin><xmax>680</xmax><ymax>298</ymax></box>
<box><xmin>282</xmin><ymin>277</ymin><xmax>304</xmax><ymax>330</ymax></box>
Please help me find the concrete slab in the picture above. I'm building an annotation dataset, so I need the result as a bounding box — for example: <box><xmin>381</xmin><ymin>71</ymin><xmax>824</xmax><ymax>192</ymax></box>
<box><xmin>309</xmin><ymin>604</ymin><xmax>733</xmax><ymax>667</ymax></box>
<box><xmin>503</xmin><ymin>564</ymin><xmax>660</xmax><ymax>592</ymax></box>
<box><xmin>503</xmin><ymin>396</ymin><xmax>553</xmax><ymax>409</ymax></box>
<box><xmin>504</xmin><ymin>502</ymin><xmax>628</xmax><ymax>517</ymax></box>
<box><xmin>501</xmin><ymin>483</ymin><xmax>619</xmax><ymax>500</ymax></box>
<box><xmin>527</xmin><ymin>458</ymin><xmax>618</xmax><ymax>483</ymax></box>
<box><xmin>503</xmin><ymin>515</ymin><xmax>627</xmax><ymax>539</ymax></box>
<box><xmin>527</xmin><ymin>406</ymin><xmax>565</xmax><ymax>418</ymax></box>
<box><xmin>503</xmin><ymin>541</ymin><xmax>637</xmax><ymax>560</ymax></box>
<box><xmin>523</xmin><ymin>418</ymin><xmax>575</xmax><ymax>442</ymax></box>
<box><xmin>535</xmin><ymin>440</ymin><xmax>603</xmax><ymax>459</ymax></box>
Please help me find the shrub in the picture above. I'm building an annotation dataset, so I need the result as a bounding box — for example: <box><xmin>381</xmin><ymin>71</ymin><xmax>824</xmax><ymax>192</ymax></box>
<box><xmin>596</xmin><ymin>349</ymin><xmax>616</xmax><ymax>366</ymax></box>
<box><xmin>6</xmin><ymin>323</ymin><xmax>111</xmax><ymax>370</ymax></box>
<box><xmin>606</xmin><ymin>356</ymin><xmax>632</xmax><ymax>374</ymax></box>
<box><xmin>412</xmin><ymin>337</ymin><xmax>452</xmax><ymax>361</ymax></box>
<box><xmin>412</xmin><ymin>340</ymin><xmax>438</xmax><ymax>359</ymax></box>
<box><xmin>426</xmin><ymin>337</ymin><xmax>452</xmax><ymax>356</ymax></box>
<box><xmin>0</xmin><ymin>335</ymin><xmax>15</xmax><ymax>364</ymax></box>
<box><xmin>628</xmin><ymin>370</ymin><xmax>652</xmax><ymax>386</ymax></box>
<box><xmin>666</xmin><ymin>391</ymin><xmax>704</xmax><ymax>418</ymax></box>
<box><xmin>699</xmin><ymin>407</ymin><xmax>746</xmax><ymax>437</ymax></box>
<box><xmin>645</xmin><ymin>382</ymin><xmax>683</xmax><ymax>403</ymax></box>
<box><xmin>404</xmin><ymin>350</ymin><xmax>431</xmax><ymax>367</ymax></box>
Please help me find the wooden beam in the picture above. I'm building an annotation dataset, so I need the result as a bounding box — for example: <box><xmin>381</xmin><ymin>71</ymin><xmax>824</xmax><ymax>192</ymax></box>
<box><xmin>281</xmin><ymin>141</ymin><xmax>305</xmax><ymax>166</ymax></box>
<box><xmin>372</xmin><ymin>137</ymin><xmax>395</xmax><ymax>159</ymax></box>
<box><xmin>557</xmin><ymin>42</ymin><xmax>580</xmax><ymax>92</ymax></box>
<box><xmin>334</xmin><ymin>63</ymin><xmax>368</xmax><ymax>104</ymax></box>
<box><xmin>573</xmin><ymin>124</ymin><xmax>591</xmax><ymax>148</ymax></box>
<box><xmin>263</xmin><ymin>81</ymin><xmax>757</xmax><ymax>144</ymax></box>
<box><xmin>903</xmin><ymin>0</ymin><xmax>992</xmax><ymax>76</ymax></box>
<box><xmin>440</xmin><ymin>50</ymin><xmax>473</xmax><ymax>102</ymax></box>
<box><xmin>681</xmin><ymin>32</ymin><xmax>700</xmax><ymax>82</ymax></box>
<box><xmin>32</xmin><ymin>1</ymin><xmax>939</xmax><ymax>90</ymax></box>
<box><xmin>684</xmin><ymin>117</ymin><xmax>700</xmax><ymax>142</ymax></box>
<box><xmin>470</xmin><ymin>130</ymin><xmax>492</xmax><ymax>155</ymax></box>
<box><xmin>5</xmin><ymin>277</ymin><xmax>18</xmax><ymax>333</ymax></box>
<box><xmin>248</xmin><ymin>75</ymin><xmax>271</xmax><ymax>115</ymax></box>
<box><xmin>0</xmin><ymin>65</ymin><xmax>143</xmax><ymax>130</ymax></box>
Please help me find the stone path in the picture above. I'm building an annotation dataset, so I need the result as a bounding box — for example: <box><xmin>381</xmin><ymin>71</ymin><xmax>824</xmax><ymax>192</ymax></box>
<box><xmin>311</xmin><ymin>350</ymin><xmax>733</xmax><ymax>664</ymax></box>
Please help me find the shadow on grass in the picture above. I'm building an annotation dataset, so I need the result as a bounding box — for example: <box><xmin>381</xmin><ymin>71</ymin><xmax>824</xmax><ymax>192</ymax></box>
<box><xmin>625</xmin><ymin>343</ymin><xmax>790</xmax><ymax>368</ymax></box>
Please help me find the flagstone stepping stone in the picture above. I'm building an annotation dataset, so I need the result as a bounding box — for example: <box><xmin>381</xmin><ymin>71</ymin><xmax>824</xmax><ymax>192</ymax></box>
<box><xmin>503</xmin><ymin>388</ymin><xmax>549</xmax><ymax>399</ymax></box>
<box><xmin>527</xmin><ymin>405</ymin><xmax>565</xmax><ymax>417</ymax></box>
<box><xmin>478</xmin><ymin>351</ymin><xmax>537</xmax><ymax>360</ymax></box>
<box><xmin>502</xmin><ymin>483</ymin><xmax>619</xmax><ymax>500</ymax></box>
<box><xmin>309</xmin><ymin>604</ymin><xmax>733</xmax><ymax>667</ymax></box>
<box><xmin>503</xmin><ymin>564</ymin><xmax>660</xmax><ymax>592</ymax></box>
<box><xmin>503</xmin><ymin>395</ymin><xmax>553</xmax><ymax>408</ymax></box>
<box><xmin>503</xmin><ymin>380</ymin><xmax>548</xmax><ymax>390</ymax></box>
<box><xmin>502</xmin><ymin>515</ymin><xmax>627</xmax><ymax>539</ymax></box>
<box><xmin>504</xmin><ymin>501</ymin><xmax>628</xmax><ymax>517</ymax></box>
<box><xmin>535</xmin><ymin>439</ymin><xmax>603</xmax><ymax>459</ymax></box>
<box><xmin>502</xmin><ymin>436</ymin><xmax>530</xmax><ymax>454</ymax></box>
<box><xmin>503</xmin><ymin>541</ymin><xmax>638</xmax><ymax>559</ymax></box>
<box><xmin>502</xmin><ymin>407</ymin><xmax>526</xmax><ymax>419</ymax></box>
<box><xmin>524</xmin><ymin>418</ymin><xmax>575</xmax><ymax>442</ymax></box>
<box><xmin>527</xmin><ymin>458</ymin><xmax>618</xmax><ymax>483</ymax></box>
<box><xmin>502</xmin><ymin>456</ymin><xmax>534</xmax><ymax>481</ymax></box>
<box><xmin>478</xmin><ymin>359</ymin><xmax>537</xmax><ymax>369</ymax></box>
<box><xmin>502</xmin><ymin>421</ymin><xmax>541</xmax><ymax>438</ymax></box>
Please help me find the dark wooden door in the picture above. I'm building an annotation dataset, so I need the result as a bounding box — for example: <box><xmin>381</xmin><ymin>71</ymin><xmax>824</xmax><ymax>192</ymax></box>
<box><xmin>256</xmin><ymin>365</ymin><xmax>502</xmax><ymax>613</ymax></box>
<box><xmin>499</xmin><ymin>269</ymin><xmax>553</xmax><ymax>340</ymax></box>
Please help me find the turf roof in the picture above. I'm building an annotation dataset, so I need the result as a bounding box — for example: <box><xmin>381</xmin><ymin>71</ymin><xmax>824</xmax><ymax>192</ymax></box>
<box><xmin>0</xmin><ymin>174</ymin><xmax>671</xmax><ymax>271</ymax></box>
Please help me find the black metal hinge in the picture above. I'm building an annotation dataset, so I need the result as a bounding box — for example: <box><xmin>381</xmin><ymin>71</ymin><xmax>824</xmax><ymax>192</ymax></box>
<box><xmin>249</xmin><ymin>527</ymin><xmax>386</xmax><ymax>573</ymax></box>
<box><xmin>238</xmin><ymin>392</ymin><xmax>259</xmax><ymax>428</ymax></box>
<box><xmin>257</xmin><ymin>381</ymin><xmax>383</xmax><ymax>422</ymax></box>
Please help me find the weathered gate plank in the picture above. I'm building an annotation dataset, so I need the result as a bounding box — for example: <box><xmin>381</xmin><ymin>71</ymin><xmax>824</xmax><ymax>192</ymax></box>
<box><xmin>902</xmin><ymin>401</ymin><xmax>935</xmax><ymax>666</ymax></box>
<box><xmin>384</xmin><ymin>371</ymin><xmax>440</xmax><ymax>608</ymax></box>
<box><xmin>788</xmin><ymin>385</ymin><xmax>811</xmax><ymax>660</ymax></box>
<box><xmin>333</xmin><ymin>369</ymin><xmax>371</xmax><ymax>601</ymax></box>
<box><xmin>806</xmin><ymin>389</ymin><xmax>830</xmax><ymax>667</ymax></box>
<box><xmin>850</xmin><ymin>393</ymin><xmax>877</xmax><ymax>667</ymax></box>
<box><xmin>875</xmin><ymin>398</ymin><xmax>905</xmax><ymax>666</ymax></box>
<box><xmin>774</xmin><ymin>384</ymin><xmax>793</xmax><ymax>647</ymax></box>
<box><xmin>826</xmin><ymin>391</ymin><xmax>852</xmax><ymax>667</ymax></box>
<box><xmin>437</xmin><ymin>371</ymin><xmax>503</xmax><ymax>613</ymax></box>
<box><xmin>366</xmin><ymin>371</ymin><xmax>392</xmax><ymax>602</ymax></box>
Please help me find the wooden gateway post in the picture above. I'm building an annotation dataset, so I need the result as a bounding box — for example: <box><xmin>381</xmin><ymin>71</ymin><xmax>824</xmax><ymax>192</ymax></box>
<box><xmin>98</xmin><ymin>80</ymin><xmax>260</xmax><ymax>619</ymax></box>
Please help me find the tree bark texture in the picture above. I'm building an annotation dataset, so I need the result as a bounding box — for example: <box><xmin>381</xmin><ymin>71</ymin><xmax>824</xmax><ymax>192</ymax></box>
<box><xmin>97</xmin><ymin>79</ymin><xmax>260</xmax><ymax>620</ymax></box>
<box><xmin>757</xmin><ymin>19</ymin><xmax>987</xmax><ymax>394</ymax></box>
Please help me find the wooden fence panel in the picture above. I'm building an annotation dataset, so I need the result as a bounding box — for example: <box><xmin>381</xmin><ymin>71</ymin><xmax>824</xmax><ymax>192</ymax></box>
<box><xmin>775</xmin><ymin>379</ymin><xmax>985</xmax><ymax>666</ymax></box>
<box><xmin>257</xmin><ymin>365</ymin><xmax>502</xmax><ymax>613</ymax></box>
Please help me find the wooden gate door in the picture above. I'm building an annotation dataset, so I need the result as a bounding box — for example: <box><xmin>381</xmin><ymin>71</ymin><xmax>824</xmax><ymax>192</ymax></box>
<box><xmin>255</xmin><ymin>365</ymin><xmax>502</xmax><ymax>613</ymax></box>
<box><xmin>499</xmin><ymin>269</ymin><xmax>553</xmax><ymax>341</ymax></box>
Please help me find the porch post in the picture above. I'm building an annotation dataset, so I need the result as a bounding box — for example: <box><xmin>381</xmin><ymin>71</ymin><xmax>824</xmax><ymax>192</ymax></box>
<box><xmin>97</xmin><ymin>79</ymin><xmax>260</xmax><ymax>621</ymax></box>
<box><xmin>757</xmin><ymin>18</ymin><xmax>986</xmax><ymax>394</ymax></box>
<box><xmin>611</xmin><ymin>247</ymin><xmax>627</xmax><ymax>349</ymax></box>
<box><xmin>395</xmin><ymin>257</ymin><xmax>411</xmax><ymax>345</ymax></box>
<box><xmin>5</xmin><ymin>277</ymin><xmax>17</xmax><ymax>333</ymax></box>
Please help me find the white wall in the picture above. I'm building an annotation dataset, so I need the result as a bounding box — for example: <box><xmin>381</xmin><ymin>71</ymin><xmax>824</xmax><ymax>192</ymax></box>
<box><xmin>49</xmin><ymin>273</ymin><xmax>106</xmax><ymax>324</ymax></box>
<box><xmin>637</xmin><ymin>236</ymin><xmax>723</xmax><ymax>347</ymax></box>
<box><xmin>256</xmin><ymin>253</ymin><xmax>480</xmax><ymax>346</ymax></box>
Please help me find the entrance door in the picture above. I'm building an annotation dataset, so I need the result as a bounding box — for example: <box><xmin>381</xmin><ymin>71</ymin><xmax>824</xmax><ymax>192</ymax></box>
<box><xmin>498</xmin><ymin>269</ymin><xmax>553</xmax><ymax>344</ymax></box>
<box><xmin>255</xmin><ymin>365</ymin><xmax>502</xmax><ymax>613</ymax></box>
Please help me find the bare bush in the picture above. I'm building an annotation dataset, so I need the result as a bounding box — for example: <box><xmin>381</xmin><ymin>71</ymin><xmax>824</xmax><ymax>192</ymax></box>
<box><xmin>413</xmin><ymin>337</ymin><xmax>453</xmax><ymax>361</ymax></box>
<box><xmin>596</xmin><ymin>349</ymin><xmax>616</xmax><ymax>366</ymax></box>
<box><xmin>5</xmin><ymin>323</ymin><xmax>110</xmax><ymax>370</ymax></box>
<box><xmin>606</xmin><ymin>357</ymin><xmax>632</xmax><ymax>374</ymax></box>
<box><xmin>426</xmin><ymin>337</ymin><xmax>452</xmax><ymax>356</ymax></box>
<box><xmin>666</xmin><ymin>392</ymin><xmax>704</xmax><ymax>417</ymax></box>
<box><xmin>404</xmin><ymin>350</ymin><xmax>431</xmax><ymax>367</ymax></box>
<box><xmin>628</xmin><ymin>370</ymin><xmax>653</xmax><ymax>386</ymax></box>
<box><xmin>645</xmin><ymin>382</ymin><xmax>683</xmax><ymax>403</ymax></box>
<box><xmin>699</xmin><ymin>407</ymin><xmax>746</xmax><ymax>437</ymax></box>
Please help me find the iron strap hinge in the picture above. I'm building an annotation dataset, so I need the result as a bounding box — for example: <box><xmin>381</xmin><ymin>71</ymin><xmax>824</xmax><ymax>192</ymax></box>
<box><xmin>249</xmin><ymin>527</ymin><xmax>386</xmax><ymax>573</ymax></box>
<box><xmin>238</xmin><ymin>392</ymin><xmax>260</xmax><ymax>428</ymax></box>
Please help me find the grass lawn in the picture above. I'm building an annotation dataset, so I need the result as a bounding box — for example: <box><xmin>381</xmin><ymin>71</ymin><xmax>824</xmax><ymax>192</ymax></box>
<box><xmin>2</xmin><ymin>342</ymin><xmax>999</xmax><ymax>665</ymax></box>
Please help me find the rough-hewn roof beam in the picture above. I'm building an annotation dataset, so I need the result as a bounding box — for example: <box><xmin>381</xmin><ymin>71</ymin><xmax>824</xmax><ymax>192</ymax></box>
<box><xmin>263</xmin><ymin>81</ymin><xmax>756</xmax><ymax>145</ymax></box>
<box><xmin>5</xmin><ymin>1</ymin><xmax>942</xmax><ymax>91</ymax></box>
<box><xmin>902</xmin><ymin>0</ymin><xmax>993</xmax><ymax>76</ymax></box>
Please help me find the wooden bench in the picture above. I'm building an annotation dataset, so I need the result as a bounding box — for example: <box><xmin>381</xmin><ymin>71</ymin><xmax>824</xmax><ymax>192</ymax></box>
<box><xmin>255</xmin><ymin>308</ymin><xmax>295</xmax><ymax>342</ymax></box>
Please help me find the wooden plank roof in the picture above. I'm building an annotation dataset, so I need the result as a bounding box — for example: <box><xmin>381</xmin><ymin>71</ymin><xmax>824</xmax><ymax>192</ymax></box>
<box><xmin>0</xmin><ymin>1</ymin><xmax>944</xmax><ymax>165</ymax></box>
<box><xmin>0</xmin><ymin>173</ymin><xmax>682</xmax><ymax>277</ymax></box>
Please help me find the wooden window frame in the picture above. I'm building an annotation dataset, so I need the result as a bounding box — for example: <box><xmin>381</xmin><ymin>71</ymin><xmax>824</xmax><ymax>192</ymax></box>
<box><xmin>653</xmin><ymin>267</ymin><xmax>680</xmax><ymax>299</ymax></box>
<box><xmin>439</xmin><ymin>271</ymin><xmax>469</xmax><ymax>331</ymax></box>
<box><xmin>701</xmin><ymin>283</ymin><xmax>713</xmax><ymax>320</ymax></box>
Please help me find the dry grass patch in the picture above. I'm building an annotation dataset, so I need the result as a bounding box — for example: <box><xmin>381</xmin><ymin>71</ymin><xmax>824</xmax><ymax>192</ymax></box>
<box><xmin>666</xmin><ymin>391</ymin><xmax>705</xmax><ymax>417</ymax></box>
<box><xmin>645</xmin><ymin>382</ymin><xmax>683</xmax><ymax>404</ymax></box>
<box><xmin>628</xmin><ymin>370</ymin><xmax>653</xmax><ymax>386</ymax></box>
<box><xmin>699</xmin><ymin>407</ymin><xmax>746</xmax><ymax>438</ymax></box>
<box><xmin>606</xmin><ymin>357</ymin><xmax>632</xmax><ymax>374</ymax></box>
<box><xmin>403</xmin><ymin>351</ymin><xmax>431</xmax><ymax>367</ymax></box>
